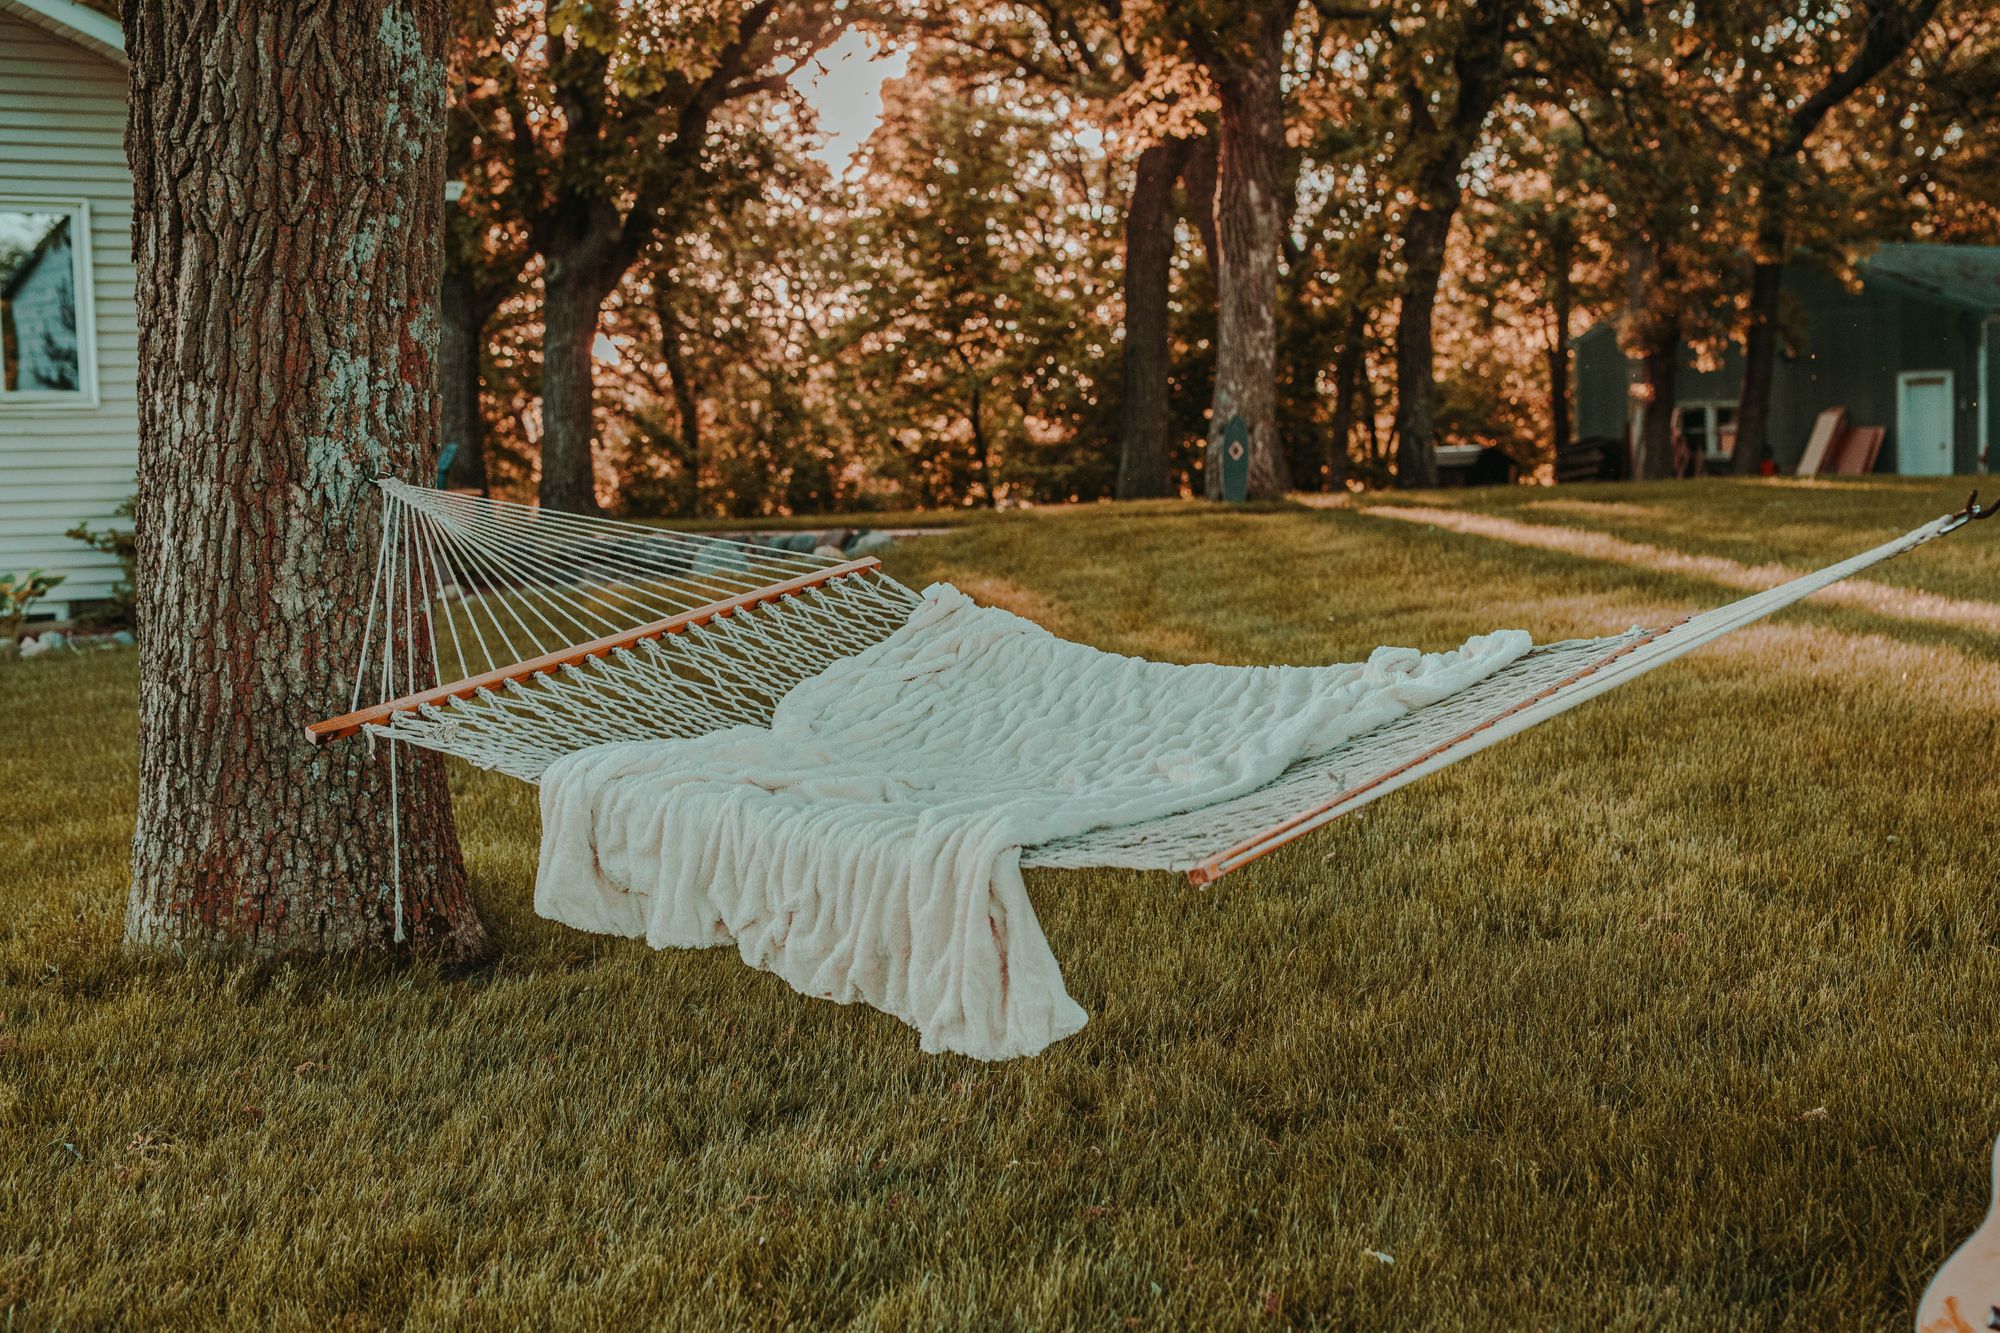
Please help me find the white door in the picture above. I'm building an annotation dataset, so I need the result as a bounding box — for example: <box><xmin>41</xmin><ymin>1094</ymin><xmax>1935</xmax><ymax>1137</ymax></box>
<box><xmin>1897</xmin><ymin>370</ymin><xmax>1956</xmax><ymax>476</ymax></box>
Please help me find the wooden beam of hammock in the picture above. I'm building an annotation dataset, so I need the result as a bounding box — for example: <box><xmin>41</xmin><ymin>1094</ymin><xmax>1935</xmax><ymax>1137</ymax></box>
<box><xmin>306</xmin><ymin>557</ymin><xmax>884</xmax><ymax>744</ymax></box>
<box><xmin>1184</xmin><ymin>614</ymin><xmax>1694</xmax><ymax>887</ymax></box>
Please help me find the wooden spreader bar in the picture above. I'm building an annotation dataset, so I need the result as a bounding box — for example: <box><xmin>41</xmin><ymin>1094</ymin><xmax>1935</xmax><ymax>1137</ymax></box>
<box><xmin>1183</xmin><ymin>616</ymin><xmax>1691</xmax><ymax>887</ymax></box>
<box><xmin>306</xmin><ymin>557</ymin><xmax>883</xmax><ymax>745</ymax></box>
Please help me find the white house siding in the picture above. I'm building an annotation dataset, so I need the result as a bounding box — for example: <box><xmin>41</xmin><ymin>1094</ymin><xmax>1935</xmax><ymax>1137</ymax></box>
<box><xmin>0</xmin><ymin>10</ymin><xmax>133</xmax><ymax>613</ymax></box>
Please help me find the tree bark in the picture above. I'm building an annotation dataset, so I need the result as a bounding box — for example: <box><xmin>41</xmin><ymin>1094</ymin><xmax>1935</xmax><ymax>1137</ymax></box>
<box><xmin>123</xmin><ymin>0</ymin><xmax>485</xmax><ymax>959</ymax></box>
<box><xmin>1730</xmin><ymin>214</ymin><xmax>1786</xmax><ymax>475</ymax></box>
<box><xmin>1392</xmin><ymin>203</ymin><xmax>1452</xmax><ymax>488</ymax></box>
<box><xmin>1390</xmin><ymin>2</ymin><xmax>1518</xmax><ymax>489</ymax></box>
<box><xmin>1180</xmin><ymin>131</ymin><xmax>1221</xmax><ymax>280</ymax></box>
<box><xmin>1547</xmin><ymin>219</ymin><xmax>1574</xmax><ymax>460</ymax></box>
<box><xmin>1202</xmin><ymin>22</ymin><xmax>1291</xmax><ymax>500</ymax></box>
<box><xmin>1732</xmin><ymin>0</ymin><xmax>1943</xmax><ymax>475</ymax></box>
<box><xmin>1636</xmin><ymin>324</ymin><xmax>1680</xmax><ymax>480</ymax></box>
<box><xmin>439</xmin><ymin>263</ymin><xmax>490</xmax><ymax>493</ymax></box>
<box><xmin>1328</xmin><ymin>304</ymin><xmax>1366</xmax><ymax>489</ymax></box>
<box><xmin>658</xmin><ymin>298</ymin><xmax>702</xmax><ymax>517</ymax></box>
<box><xmin>1626</xmin><ymin>237</ymin><xmax>1681</xmax><ymax>481</ymax></box>
<box><xmin>968</xmin><ymin>378</ymin><xmax>995</xmax><ymax>505</ymax></box>
<box><xmin>538</xmin><ymin>255</ymin><xmax>615</xmax><ymax>515</ymax></box>
<box><xmin>1117</xmin><ymin>136</ymin><xmax>1193</xmax><ymax>500</ymax></box>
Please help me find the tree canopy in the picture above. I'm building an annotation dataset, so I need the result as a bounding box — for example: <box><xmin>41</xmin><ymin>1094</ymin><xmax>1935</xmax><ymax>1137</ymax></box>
<box><xmin>440</xmin><ymin>0</ymin><xmax>1999</xmax><ymax>512</ymax></box>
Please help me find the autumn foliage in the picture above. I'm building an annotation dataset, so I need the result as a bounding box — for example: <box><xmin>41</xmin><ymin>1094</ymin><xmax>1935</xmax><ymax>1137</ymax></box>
<box><xmin>441</xmin><ymin>1</ymin><xmax>1998</xmax><ymax>512</ymax></box>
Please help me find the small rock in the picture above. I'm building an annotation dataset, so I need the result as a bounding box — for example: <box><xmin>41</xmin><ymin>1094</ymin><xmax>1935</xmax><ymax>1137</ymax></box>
<box><xmin>21</xmin><ymin>630</ymin><xmax>65</xmax><ymax>658</ymax></box>
<box><xmin>847</xmin><ymin>530</ymin><xmax>896</xmax><ymax>557</ymax></box>
<box><xmin>111</xmin><ymin>630</ymin><xmax>136</xmax><ymax>646</ymax></box>
<box><xmin>812</xmin><ymin>544</ymin><xmax>845</xmax><ymax>560</ymax></box>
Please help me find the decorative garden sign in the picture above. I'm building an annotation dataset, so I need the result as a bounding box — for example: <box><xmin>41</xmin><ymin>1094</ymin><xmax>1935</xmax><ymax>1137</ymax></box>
<box><xmin>1221</xmin><ymin>414</ymin><xmax>1251</xmax><ymax>504</ymax></box>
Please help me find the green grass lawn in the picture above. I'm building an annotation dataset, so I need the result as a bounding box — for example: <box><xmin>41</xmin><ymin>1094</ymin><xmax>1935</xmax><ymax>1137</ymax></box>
<box><xmin>5</xmin><ymin>477</ymin><xmax>1998</xmax><ymax>1328</ymax></box>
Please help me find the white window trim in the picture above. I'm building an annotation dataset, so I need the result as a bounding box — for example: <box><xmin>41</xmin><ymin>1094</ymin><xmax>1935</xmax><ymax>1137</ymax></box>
<box><xmin>1675</xmin><ymin>399</ymin><xmax>1737</xmax><ymax>458</ymax></box>
<box><xmin>0</xmin><ymin>195</ymin><xmax>101</xmax><ymax>412</ymax></box>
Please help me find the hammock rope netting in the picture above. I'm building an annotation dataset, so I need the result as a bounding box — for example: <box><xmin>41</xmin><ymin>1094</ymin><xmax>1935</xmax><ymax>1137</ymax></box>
<box><xmin>313</xmin><ymin>480</ymin><xmax>1990</xmax><ymax>889</ymax></box>
<box><xmin>304</xmin><ymin>482</ymin><xmax>1992</xmax><ymax>1056</ymax></box>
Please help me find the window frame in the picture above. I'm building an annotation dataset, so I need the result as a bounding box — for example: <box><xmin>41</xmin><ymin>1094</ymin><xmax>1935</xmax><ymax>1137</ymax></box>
<box><xmin>0</xmin><ymin>196</ymin><xmax>100</xmax><ymax>411</ymax></box>
<box><xmin>1675</xmin><ymin>399</ymin><xmax>1737</xmax><ymax>461</ymax></box>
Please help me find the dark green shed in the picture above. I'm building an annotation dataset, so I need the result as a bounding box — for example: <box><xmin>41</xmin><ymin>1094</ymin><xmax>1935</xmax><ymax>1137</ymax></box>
<box><xmin>1573</xmin><ymin>244</ymin><xmax>2000</xmax><ymax>476</ymax></box>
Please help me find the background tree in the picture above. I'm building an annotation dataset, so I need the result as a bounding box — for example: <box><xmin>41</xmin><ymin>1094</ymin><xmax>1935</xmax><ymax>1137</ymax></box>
<box><xmin>911</xmin><ymin>2</ymin><xmax>1215</xmax><ymax>499</ymax></box>
<box><xmin>834</xmin><ymin>67</ymin><xmax>1122</xmax><ymax>505</ymax></box>
<box><xmin>482</xmin><ymin>0</ymin><xmax>846</xmax><ymax>513</ymax></box>
<box><xmin>1889</xmin><ymin>2</ymin><xmax>2000</xmax><ymax>239</ymax></box>
<box><xmin>1455</xmin><ymin>103</ymin><xmax>1611</xmax><ymax>469</ymax></box>
<box><xmin>1117</xmin><ymin>129</ymin><xmax>1196</xmax><ymax>496</ymax></box>
<box><xmin>433</xmin><ymin>0</ymin><xmax>1995</xmax><ymax>511</ymax></box>
<box><xmin>1556</xmin><ymin>0</ymin><xmax>1745</xmax><ymax>479</ymax></box>
<box><xmin>123</xmin><ymin>0</ymin><xmax>485</xmax><ymax>958</ymax></box>
<box><xmin>439</xmin><ymin>7</ymin><xmax>532</xmax><ymax>493</ymax></box>
<box><xmin>1727</xmin><ymin>0</ymin><xmax>1946</xmax><ymax>475</ymax></box>
<box><xmin>1280</xmin><ymin>6</ymin><xmax>1401</xmax><ymax>489</ymax></box>
<box><xmin>1385</xmin><ymin>0</ymin><xmax>1525</xmax><ymax>488</ymax></box>
<box><xmin>1179</xmin><ymin>1</ymin><xmax>1302</xmax><ymax>499</ymax></box>
<box><xmin>605</xmin><ymin>135</ymin><xmax>858</xmax><ymax>517</ymax></box>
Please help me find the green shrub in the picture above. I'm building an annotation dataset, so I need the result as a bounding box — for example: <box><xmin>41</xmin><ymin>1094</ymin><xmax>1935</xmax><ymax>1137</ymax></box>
<box><xmin>0</xmin><ymin>568</ymin><xmax>63</xmax><ymax>639</ymax></box>
<box><xmin>65</xmin><ymin>496</ymin><xmax>136</xmax><ymax>632</ymax></box>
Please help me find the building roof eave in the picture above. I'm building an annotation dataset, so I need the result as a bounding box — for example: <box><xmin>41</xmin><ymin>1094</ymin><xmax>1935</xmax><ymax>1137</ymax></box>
<box><xmin>1862</xmin><ymin>244</ymin><xmax>2000</xmax><ymax>316</ymax></box>
<box><xmin>0</xmin><ymin>0</ymin><xmax>125</xmax><ymax>66</ymax></box>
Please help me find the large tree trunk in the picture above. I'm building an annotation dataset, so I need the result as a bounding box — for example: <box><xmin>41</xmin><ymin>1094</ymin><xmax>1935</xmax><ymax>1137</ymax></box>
<box><xmin>124</xmin><ymin>0</ymin><xmax>485</xmax><ymax>959</ymax></box>
<box><xmin>1389</xmin><ymin>1</ymin><xmax>1516</xmax><ymax>490</ymax></box>
<box><xmin>439</xmin><ymin>264</ymin><xmax>490</xmax><ymax>493</ymax></box>
<box><xmin>1391</xmin><ymin>203</ymin><xmax>1453</xmax><ymax>488</ymax></box>
<box><xmin>1328</xmin><ymin>305</ymin><xmax>1366</xmax><ymax>489</ymax></box>
<box><xmin>1205</xmin><ymin>30</ymin><xmax>1290</xmax><ymax>500</ymax></box>
<box><xmin>968</xmin><ymin>378</ymin><xmax>995</xmax><ymax>505</ymax></box>
<box><xmin>538</xmin><ymin>257</ymin><xmax>613</xmax><ymax>515</ymax></box>
<box><xmin>1730</xmin><ymin>0</ymin><xmax>1941</xmax><ymax>475</ymax></box>
<box><xmin>1547</xmin><ymin>221</ymin><xmax>1574</xmax><ymax>460</ymax></box>
<box><xmin>1635</xmin><ymin>326</ymin><xmax>1679</xmax><ymax>480</ymax></box>
<box><xmin>1180</xmin><ymin>131</ymin><xmax>1220</xmax><ymax>280</ymax></box>
<box><xmin>1623</xmin><ymin>234</ymin><xmax>1681</xmax><ymax>481</ymax></box>
<box><xmin>1362</xmin><ymin>364</ymin><xmax>1383</xmax><ymax>465</ymax></box>
<box><xmin>658</xmin><ymin>301</ymin><xmax>703</xmax><ymax>517</ymax></box>
<box><xmin>1117</xmin><ymin>137</ymin><xmax>1192</xmax><ymax>500</ymax></box>
<box><xmin>1731</xmin><ymin>209</ymin><xmax>1787</xmax><ymax>475</ymax></box>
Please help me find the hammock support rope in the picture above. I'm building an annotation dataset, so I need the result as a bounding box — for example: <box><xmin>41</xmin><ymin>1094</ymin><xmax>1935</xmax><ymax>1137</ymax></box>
<box><xmin>312</xmin><ymin>480</ymin><xmax>1993</xmax><ymax>893</ymax></box>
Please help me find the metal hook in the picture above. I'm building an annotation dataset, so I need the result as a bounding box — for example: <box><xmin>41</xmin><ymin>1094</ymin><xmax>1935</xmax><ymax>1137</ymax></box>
<box><xmin>1942</xmin><ymin>490</ymin><xmax>1997</xmax><ymax>535</ymax></box>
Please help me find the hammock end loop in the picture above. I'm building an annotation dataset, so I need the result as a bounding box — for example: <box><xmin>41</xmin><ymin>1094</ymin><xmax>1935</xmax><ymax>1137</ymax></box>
<box><xmin>1937</xmin><ymin>490</ymin><xmax>1994</xmax><ymax>537</ymax></box>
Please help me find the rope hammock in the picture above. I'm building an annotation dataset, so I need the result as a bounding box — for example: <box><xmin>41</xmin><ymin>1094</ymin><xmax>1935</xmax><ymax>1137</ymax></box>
<box><xmin>310</xmin><ymin>480</ymin><xmax>1991</xmax><ymax>1058</ymax></box>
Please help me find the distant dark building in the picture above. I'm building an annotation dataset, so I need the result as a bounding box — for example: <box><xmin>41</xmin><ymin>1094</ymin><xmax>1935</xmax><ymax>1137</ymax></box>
<box><xmin>1573</xmin><ymin>244</ymin><xmax>2000</xmax><ymax>476</ymax></box>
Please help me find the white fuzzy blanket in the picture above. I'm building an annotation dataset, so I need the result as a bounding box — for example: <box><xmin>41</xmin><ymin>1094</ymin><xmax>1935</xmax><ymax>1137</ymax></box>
<box><xmin>536</xmin><ymin>585</ymin><xmax>1529</xmax><ymax>1060</ymax></box>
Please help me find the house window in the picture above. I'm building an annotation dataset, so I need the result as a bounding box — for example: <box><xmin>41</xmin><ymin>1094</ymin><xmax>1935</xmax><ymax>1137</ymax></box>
<box><xmin>1676</xmin><ymin>401</ymin><xmax>1737</xmax><ymax>460</ymax></box>
<box><xmin>0</xmin><ymin>200</ymin><xmax>95</xmax><ymax>405</ymax></box>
